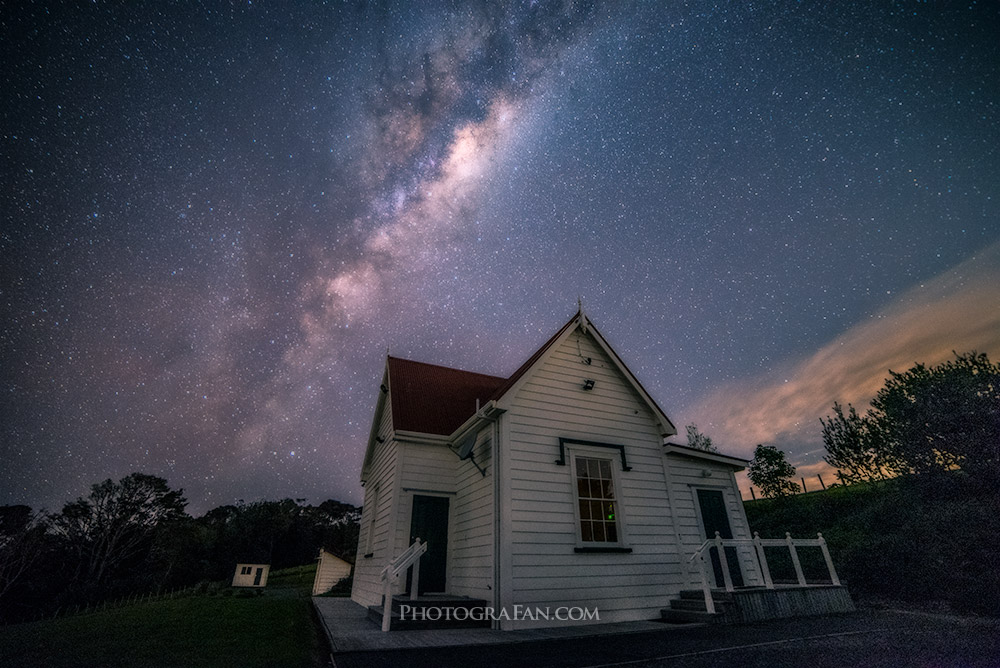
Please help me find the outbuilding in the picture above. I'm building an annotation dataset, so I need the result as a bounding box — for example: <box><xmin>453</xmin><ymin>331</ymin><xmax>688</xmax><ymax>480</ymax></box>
<box><xmin>232</xmin><ymin>563</ymin><xmax>270</xmax><ymax>588</ymax></box>
<box><xmin>312</xmin><ymin>549</ymin><xmax>353</xmax><ymax>595</ymax></box>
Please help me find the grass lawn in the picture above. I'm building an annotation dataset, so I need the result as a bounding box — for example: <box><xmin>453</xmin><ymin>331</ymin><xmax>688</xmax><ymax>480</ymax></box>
<box><xmin>0</xmin><ymin>565</ymin><xmax>330</xmax><ymax>668</ymax></box>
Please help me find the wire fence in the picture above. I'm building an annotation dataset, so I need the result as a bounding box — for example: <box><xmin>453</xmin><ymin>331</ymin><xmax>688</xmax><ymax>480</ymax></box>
<box><xmin>7</xmin><ymin>583</ymin><xmax>209</xmax><ymax>626</ymax></box>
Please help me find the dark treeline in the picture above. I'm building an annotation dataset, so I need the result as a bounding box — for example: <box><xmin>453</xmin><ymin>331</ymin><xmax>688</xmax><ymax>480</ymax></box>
<box><xmin>0</xmin><ymin>474</ymin><xmax>359</xmax><ymax>624</ymax></box>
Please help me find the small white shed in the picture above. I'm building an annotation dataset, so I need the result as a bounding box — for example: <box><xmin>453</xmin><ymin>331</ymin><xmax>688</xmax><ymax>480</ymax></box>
<box><xmin>232</xmin><ymin>563</ymin><xmax>270</xmax><ymax>588</ymax></box>
<box><xmin>312</xmin><ymin>549</ymin><xmax>353</xmax><ymax>595</ymax></box>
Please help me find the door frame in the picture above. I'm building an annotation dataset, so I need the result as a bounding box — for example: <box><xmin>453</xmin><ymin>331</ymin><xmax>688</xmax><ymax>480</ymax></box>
<box><xmin>690</xmin><ymin>485</ymin><xmax>745</xmax><ymax>588</ymax></box>
<box><xmin>405</xmin><ymin>490</ymin><xmax>453</xmax><ymax>594</ymax></box>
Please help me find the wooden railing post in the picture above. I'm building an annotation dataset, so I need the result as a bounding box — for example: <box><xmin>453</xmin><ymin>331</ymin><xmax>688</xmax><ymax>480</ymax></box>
<box><xmin>410</xmin><ymin>538</ymin><xmax>421</xmax><ymax>601</ymax></box>
<box><xmin>698</xmin><ymin>552</ymin><xmax>716</xmax><ymax>614</ymax></box>
<box><xmin>381</xmin><ymin>576</ymin><xmax>392</xmax><ymax>632</ymax></box>
<box><xmin>786</xmin><ymin>532</ymin><xmax>807</xmax><ymax>586</ymax></box>
<box><xmin>817</xmin><ymin>533</ymin><xmax>841</xmax><ymax>586</ymax></box>
<box><xmin>753</xmin><ymin>532</ymin><xmax>774</xmax><ymax>589</ymax></box>
<box><xmin>380</xmin><ymin>538</ymin><xmax>428</xmax><ymax>631</ymax></box>
<box><xmin>715</xmin><ymin>532</ymin><xmax>734</xmax><ymax>592</ymax></box>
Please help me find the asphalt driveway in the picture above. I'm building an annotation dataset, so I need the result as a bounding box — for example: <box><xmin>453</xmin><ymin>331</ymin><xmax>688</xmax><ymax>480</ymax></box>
<box><xmin>329</xmin><ymin>609</ymin><xmax>1000</xmax><ymax>668</ymax></box>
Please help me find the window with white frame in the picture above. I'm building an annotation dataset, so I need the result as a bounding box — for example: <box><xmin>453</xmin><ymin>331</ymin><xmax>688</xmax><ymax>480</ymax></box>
<box><xmin>574</xmin><ymin>455</ymin><xmax>620</xmax><ymax>544</ymax></box>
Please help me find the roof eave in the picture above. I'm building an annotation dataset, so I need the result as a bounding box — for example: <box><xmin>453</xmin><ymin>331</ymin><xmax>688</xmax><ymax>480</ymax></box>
<box><xmin>360</xmin><ymin>366</ymin><xmax>390</xmax><ymax>484</ymax></box>
<box><xmin>448</xmin><ymin>401</ymin><xmax>505</xmax><ymax>444</ymax></box>
<box><xmin>394</xmin><ymin>430</ymin><xmax>452</xmax><ymax>446</ymax></box>
<box><xmin>663</xmin><ymin>443</ymin><xmax>748</xmax><ymax>470</ymax></box>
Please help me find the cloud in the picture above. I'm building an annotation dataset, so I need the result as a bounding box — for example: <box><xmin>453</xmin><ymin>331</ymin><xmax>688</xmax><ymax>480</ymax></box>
<box><xmin>684</xmin><ymin>242</ymin><xmax>1000</xmax><ymax>476</ymax></box>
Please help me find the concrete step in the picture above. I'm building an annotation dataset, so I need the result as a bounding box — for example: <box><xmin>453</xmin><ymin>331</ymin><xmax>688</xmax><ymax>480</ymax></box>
<box><xmin>386</xmin><ymin>594</ymin><xmax>488</xmax><ymax>613</ymax></box>
<box><xmin>678</xmin><ymin>589</ymin><xmax>734</xmax><ymax>603</ymax></box>
<box><xmin>660</xmin><ymin>608</ymin><xmax>722</xmax><ymax>625</ymax></box>
<box><xmin>669</xmin><ymin>597</ymin><xmax>729</xmax><ymax>612</ymax></box>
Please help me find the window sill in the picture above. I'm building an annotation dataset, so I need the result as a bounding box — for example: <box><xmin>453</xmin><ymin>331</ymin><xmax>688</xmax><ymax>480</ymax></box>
<box><xmin>574</xmin><ymin>546</ymin><xmax>633</xmax><ymax>554</ymax></box>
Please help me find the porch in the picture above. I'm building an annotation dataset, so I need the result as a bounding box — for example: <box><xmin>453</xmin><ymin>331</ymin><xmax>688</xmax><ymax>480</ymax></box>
<box><xmin>313</xmin><ymin>597</ymin><xmax>678</xmax><ymax>653</ymax></box>
<box><xmin>661</xmin><ymin>531</ymin><xmax>855</xmax><ymax>624</ymax></box>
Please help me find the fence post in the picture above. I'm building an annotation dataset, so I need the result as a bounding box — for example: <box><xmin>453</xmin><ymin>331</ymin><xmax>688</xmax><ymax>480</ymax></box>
<box><xmin>753</xmin><ymin>532</ymin><xmax>774</xmax><ymax>589</ymax></box>
<box><xmin>817</xmin><ymin>533</ymin><xmax>841</xmax><ymax>586</ymax></box>
<box><xmin>786</xmin><ymin>532</ymin><xmax>807</xmax><ymax>586</ymax></box>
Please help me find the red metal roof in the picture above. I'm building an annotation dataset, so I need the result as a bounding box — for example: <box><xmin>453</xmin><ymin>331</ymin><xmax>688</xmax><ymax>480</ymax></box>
<box><xmin>387</xmin><ymin>312</ymin><xmax>582</xmax><ymax>436</ymax></box>
<box><xmin>387</xmin><ymin>357</ymin><xmax>506</xmax><ymax>435</ymax></box>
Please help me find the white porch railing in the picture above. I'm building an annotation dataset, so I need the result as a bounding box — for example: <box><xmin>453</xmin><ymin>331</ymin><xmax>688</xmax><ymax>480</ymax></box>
<box><xmin>379</xmin><ymin>538</ymin><xmax>427</xmax><ymax>631</ymax></box>
<box><xmin>687</xmin><ymin>531</ymin><xmax>841</xmax><ymax>614</ymax></box>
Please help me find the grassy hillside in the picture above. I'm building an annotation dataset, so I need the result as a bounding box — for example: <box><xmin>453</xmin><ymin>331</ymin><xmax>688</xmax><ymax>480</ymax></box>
<box><xmin>0</xmin><ymin>564</ymin><xmax>328</xmax><ymax>668</ymax></box>
<box><xmin>744</xmin><ymin>475</ymin><xmax>1000</xmax><ymax>616</ymax></box>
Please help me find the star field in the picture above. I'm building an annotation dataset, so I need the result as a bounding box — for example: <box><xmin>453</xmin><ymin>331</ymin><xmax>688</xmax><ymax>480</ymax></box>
<box><xmin>3</xmin><ymin>1</ymin><xmax>999</xmax><ymax>512</ymax></box>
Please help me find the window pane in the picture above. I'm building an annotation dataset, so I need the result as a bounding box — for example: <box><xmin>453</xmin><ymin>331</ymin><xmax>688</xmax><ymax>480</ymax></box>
<box><xmin>605</xmin><ymin>523</ymin><xmax>618</xmax><ymax>542</ymax></box>
<box><xmin>599</xmin><ymin>459</ymin><xmax>612</xmax><ymax>479</ymax></box>
<box><xmin>603</xmin><ymin>479</ymin><xmax>615</xmax><ymax>498</ymax></box>
<box><xmin>604</xmin><ymin>501</ymin><xmax>616</xmax><ymax>521</ymax></box>
<box><xmin>579</xmin><ymin>500</ymin><xmax>591</xmax><ymax>520</ymax></box>
<box><xmin>588</xmin><ymin>478</ymin><xmax>602</xmax><ymax>499</ymax></box>
<box><xmin>578</xmin><ymin>459</ymin><xmax>591</xmax><ymax>478</ymax></box>
<box><xmin>592</xmin><ymin>521</ymin><xmax>606</xmax><ymax>542</ymax></box>
<box><xmin>589</xmin><ymin>500</ymin><xmax>603</xmax><ymax>522</ymax></box>
<box><xmin>581</xmin><ymin>521</ymin><xmax>594</xmax><ymax>542</ymax></box>
<box><xmin>578</xmin><ymin>478</ymin><xmax>590</xmax><ymax>498</ymax></box>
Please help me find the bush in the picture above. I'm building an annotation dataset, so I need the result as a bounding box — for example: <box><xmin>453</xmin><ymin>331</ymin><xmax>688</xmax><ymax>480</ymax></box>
<box><xmin>745</xmin><ymin>474</ymin><xmax>1000</xmax><ymax>616</ymax></box>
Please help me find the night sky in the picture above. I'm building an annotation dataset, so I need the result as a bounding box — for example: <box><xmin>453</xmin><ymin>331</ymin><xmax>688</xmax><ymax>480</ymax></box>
<box><xmin>3</xmin><ymin>2</ymin><xmax>999</xmax><ymax>514</ymax></box>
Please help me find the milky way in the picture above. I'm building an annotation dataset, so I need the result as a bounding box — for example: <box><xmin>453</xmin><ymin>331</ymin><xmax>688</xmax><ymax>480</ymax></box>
<box><xmin>3</xmin><ymin>2</ymin><xmax>999</xmax><ymax>512</ymax></box>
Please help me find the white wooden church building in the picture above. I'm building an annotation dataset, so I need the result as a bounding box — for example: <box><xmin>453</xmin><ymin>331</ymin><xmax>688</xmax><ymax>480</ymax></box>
<box><xmin>350</xmin><ymin>309</ymin><xmax>845</xmax><ymax>630</ymax></box>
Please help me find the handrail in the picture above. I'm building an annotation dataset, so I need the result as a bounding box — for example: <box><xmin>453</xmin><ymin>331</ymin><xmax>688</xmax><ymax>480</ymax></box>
<box><xmin>687</xmin><ymin>531</ymin><xmax>841</xmax><ymax>615</ymax></box>
<box><xmin>379</xmin><ymin>538</ymin><xmax>427</xmax><ymax>631</ymax></box>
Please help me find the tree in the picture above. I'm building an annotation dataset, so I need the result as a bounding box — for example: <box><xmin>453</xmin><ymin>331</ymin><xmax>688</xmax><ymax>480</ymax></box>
<box><xmin>0</xmin><ymin>506</ymin><xmax>49</xmax><ymax>614</ymax></box>
<box><xmin>748</xmin><ymin>445</ymin><xmax>800</xmax><ymax>498</ymax></box>
<box><xmin>49</xmin><ymin>473</ymin><xmax>188</xmax><ymax>592</ymax></box>
<box><xmin>821</xmin><ymin>402</ymin><xmax>905</xmax><ymax>483</ymax></box>
<box><xmin>872</xmin><ymin>352</ymin><xmax>1000</xmax><ymax>481</ymax></box>
<box><xmin>821</xmin><ymin>352</ymin><xmax>1000</xmax><ymax>484</ymax></box>
<box><xmin>685</xmin><ymin>424</ymin><xmax>717</xmax><ymax>452</ymax></box>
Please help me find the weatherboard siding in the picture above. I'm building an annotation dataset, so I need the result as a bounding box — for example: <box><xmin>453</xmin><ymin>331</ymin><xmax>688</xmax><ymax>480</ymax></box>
<box><xmin>350</xmin><ymin>396</ymin><xmax>399</xmax><ymax>608</ymax></box>
<box><xmin>448</xmin><ymin>428</ymin><xmax>494</xmax><ymax>601</ymax></box>
<box><xmin>503</xmin><ymin>329</ymin><xmax>681</xmax><ymax>627</ymax></box>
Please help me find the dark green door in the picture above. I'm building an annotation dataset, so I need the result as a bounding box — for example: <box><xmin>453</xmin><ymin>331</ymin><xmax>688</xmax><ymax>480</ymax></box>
<box><xmin>407</xmin><ymin>495</ymin><xmax>449</xmax><ymax>594</ymax></box>
<box><xmin>696</xmin><ymin>489</ymin><xmax>744</xmax><ymax>588</ymax></box>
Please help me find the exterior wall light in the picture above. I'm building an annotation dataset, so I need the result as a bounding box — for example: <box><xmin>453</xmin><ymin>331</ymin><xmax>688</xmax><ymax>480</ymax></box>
<box><xmin>582</xmin><ymin>379</ymin><xmax>596</xmax><ymax>391</ymax></box>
